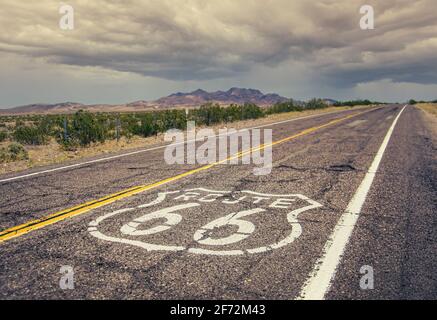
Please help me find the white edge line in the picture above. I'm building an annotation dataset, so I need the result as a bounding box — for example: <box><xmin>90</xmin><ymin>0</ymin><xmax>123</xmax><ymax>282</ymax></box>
<box><xmin>297</xmin><ymin>105</ymin><xmax>407</xmax><ymax>300</ymax></box>
<box><xmin>0</xmin><ymin>106</ymin><xmax>378</xmax><ymax>184</ymax></box>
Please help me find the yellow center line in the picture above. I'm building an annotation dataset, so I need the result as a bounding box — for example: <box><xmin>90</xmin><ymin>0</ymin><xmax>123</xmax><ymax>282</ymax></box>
<box><xmin>0</xmin><ymin>108</ymin><xmax>376</xmax><ymax>243</ymax></box>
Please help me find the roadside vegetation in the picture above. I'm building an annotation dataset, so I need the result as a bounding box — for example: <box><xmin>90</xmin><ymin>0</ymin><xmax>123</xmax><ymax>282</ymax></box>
<box><xmin>415</xmin><ymin>102</ymin><xmax>437</xmax><ymax>118</ymax></box>
<box><xmin>333</xmin><ymin>99</ymin><xmax>383</xmax><ymax>107</ymax></box>
<box><xmin>0</xmin><ymin>99</ymin><xmax>369</xmax><ymax>167</ymax></box>
<box><xmin>0</xmin><ymin>130</ymin><xmax>7</xmax><ymax>142</ymax></box>
<box><xmin>0</xmin><ymin>142</ymin><xmax>28</xmax><ymax>163</ymax></box>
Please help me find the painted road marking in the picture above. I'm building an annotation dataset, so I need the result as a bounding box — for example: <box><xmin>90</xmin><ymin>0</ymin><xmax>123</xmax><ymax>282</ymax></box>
<box><xmin>346</xmin><ymin>120</ymin><xmax>367</xmax><ymax>127</ymax></box>
<box><xmin>0</xmin><ymin>108</ymin><xmax>376</xmax><ymax>243</ymax></box>
<box><xmin>0</xmin><ymin>107</ymin><xmax>378</xmax><ymax>184</ymax></box>
<box><xmin>88</xmin><ymin>189</ymin><xmax>322</xmax><ymax>255</ymax></box>
<box><xmin>298</xmin><ymin>105</ymin><xmax>407</xmax><ymax>300</ymax></box>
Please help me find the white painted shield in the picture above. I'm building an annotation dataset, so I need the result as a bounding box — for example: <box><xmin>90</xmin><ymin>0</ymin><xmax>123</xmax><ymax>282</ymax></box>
<box><xmin>88</xmin><ymin>188</ymin><xmax>322</xmax><ymax>256</ymax></box>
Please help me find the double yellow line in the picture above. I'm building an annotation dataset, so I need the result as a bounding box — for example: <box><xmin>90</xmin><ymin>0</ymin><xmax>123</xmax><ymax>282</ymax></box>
<box><xmin>0</xmin><ymin>108</ymin><xmax>374</xmax><ymax>243</ymax></box>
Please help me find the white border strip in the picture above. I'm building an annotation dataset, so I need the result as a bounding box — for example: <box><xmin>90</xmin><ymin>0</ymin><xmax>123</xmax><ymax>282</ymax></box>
<box><xmin>0</xmin><ymin>108</ymin><xmax>372</xmax><ymax>184</ymax></box>
<box><xmin>298</xmin><ymin>105</ymin><xmax>407</xmax><ymax>300</ymax></box>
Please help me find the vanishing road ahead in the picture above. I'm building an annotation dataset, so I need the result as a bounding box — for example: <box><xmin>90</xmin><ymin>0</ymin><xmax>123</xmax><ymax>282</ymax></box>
<box><xmin>1</xmin><ymin>104</ymin><xmax>436</xmax><ymax>299</ymax></box>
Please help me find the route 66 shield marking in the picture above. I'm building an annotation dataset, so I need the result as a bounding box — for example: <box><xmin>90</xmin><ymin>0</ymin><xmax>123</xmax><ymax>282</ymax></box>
<box><xmin>88</xmin><ymin>188</ymin><xmax>322</xmax><ymax>256</ymax></box>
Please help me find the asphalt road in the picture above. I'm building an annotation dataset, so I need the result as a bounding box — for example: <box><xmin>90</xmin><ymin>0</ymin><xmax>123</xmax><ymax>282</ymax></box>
<box><xmin>0</xmin><ymin>104</ymin><xmax>435</xmax><ymax>300</ymax></box>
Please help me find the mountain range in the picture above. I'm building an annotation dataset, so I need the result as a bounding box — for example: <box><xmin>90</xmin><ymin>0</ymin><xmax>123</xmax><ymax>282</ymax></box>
<box><xmin>154</xmin><ymin>88</ymin><xmax>288</xmax><ymax>106</ymax></box>
<box><xmin>0</xmin><ymin>88</ymin><xmax>291</xmax><ymax>114</ymax></box>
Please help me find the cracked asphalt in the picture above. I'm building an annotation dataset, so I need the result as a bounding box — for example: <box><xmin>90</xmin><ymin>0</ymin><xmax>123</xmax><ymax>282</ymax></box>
<box><xmin>0</xmin><ymin>104</ymin><xmax>435</xmax><ymax>300</ymax></box>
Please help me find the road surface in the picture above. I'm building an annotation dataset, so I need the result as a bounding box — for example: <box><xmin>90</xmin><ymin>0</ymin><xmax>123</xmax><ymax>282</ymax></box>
<box><xmin>0</xmin><ymin>104</ymin><xmax>436</xmax><ymax>300</ymax></box>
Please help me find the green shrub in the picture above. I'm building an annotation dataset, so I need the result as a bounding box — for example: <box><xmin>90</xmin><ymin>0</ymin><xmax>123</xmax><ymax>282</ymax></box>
<box><xmin>135</xmin><ymin>113</ymin><xmax>156</xmax><ymax>137</ymax></box>
<box><xmin>266</xmin><ymin>100</ymin><xmax>302</xmax><ymax>114</ymax></box>
<box><xmin>164</xmin><ymin>110</ymin><xmax>188</xmax><ymax>130</ymax></box>
<box><xmin>8</xmin><ymin>143</ymin><xmax>28</xmax><ymax>160</ymax></box>
<box><xmin>334</xmin><ymin>99</ymin><xmax>376</xmax><ymax>107</ymax></box>
<box><xmin>241</xmin><ymin>103</ymin><xmax>264</xmax><ymax>120</ymax></box>
<box><xmin>188</xmin><ymin>102</ymin><xmax>264</xmax><ymax>125</ymax></box>
<box><xmin>305</xmin><ymin>98</ymin><xmax>328</xmax><ymax>110</ymax></box>
<box><xmin>222</xmin><ymin>104</ymin><xmax>242</xmax><ymax>122</ymax></box>
<box><xmin>0</xmin><ymin>143</ymin><xmax>28</xmax><ymax>163</ymax></box>
<box><xmin>58</xmin><ymin>110</ymin><xmax>110</xmax><ymax>148</ymax></box>
<box><xmin>0</xmin><ymin>131</ymin><xmax>7</xmax><ymax>142</ymax></box>
<box><xmin>189</xmin><ymin>103</ymin><xmax>224</xmax><ymax>126</ymax></box>
<box><xmin>119</xmin><ymin>113</ymin><xmax>139</xmax><ymax>139</ymax></box>
<box><xmin>13</xmin><ymin>125</ymin><xmax>49</xmax><ymax>145</ymax></box>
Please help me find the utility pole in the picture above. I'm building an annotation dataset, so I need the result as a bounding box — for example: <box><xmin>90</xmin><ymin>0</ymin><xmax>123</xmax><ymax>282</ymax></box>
<box><xmin>63</xmin><ymin>117</ymin><xmax>68</xmax><ymax>141</ymax></box>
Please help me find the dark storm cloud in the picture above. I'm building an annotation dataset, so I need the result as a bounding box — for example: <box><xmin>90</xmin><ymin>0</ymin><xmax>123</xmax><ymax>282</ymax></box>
<box><xmin>0</xmin><ymin>0</ymin><xmax>436</xmax><ymax>84</ymax></box>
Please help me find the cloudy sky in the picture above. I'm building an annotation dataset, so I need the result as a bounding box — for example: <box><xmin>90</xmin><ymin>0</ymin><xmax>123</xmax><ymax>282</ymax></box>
<box><xmin>1</xmin><ymin>0</ymin><xmax>437</xmax><ymax>108</ymax></box>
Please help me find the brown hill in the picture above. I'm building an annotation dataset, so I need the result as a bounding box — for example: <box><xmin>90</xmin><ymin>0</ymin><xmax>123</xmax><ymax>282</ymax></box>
<box><xmin>153</xmin><ymin>88</ymin><xmax>288</xmax><ymax>106</ymax></box>
<box><xmin>0</xmin><ymin>88</ymin><xmax>290</xmax><ymax>115</ymax></box>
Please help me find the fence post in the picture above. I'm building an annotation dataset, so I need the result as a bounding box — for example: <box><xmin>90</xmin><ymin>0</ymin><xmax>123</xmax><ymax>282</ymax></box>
<box><xmin>63</xmin><ymin>117</ymin><xmax>68</xmax><ymax>141</ymax></box>
<box><xmin>116</xmin><ymin>116</ymin><xmax>120</xmax><ymax>142</ymax></box>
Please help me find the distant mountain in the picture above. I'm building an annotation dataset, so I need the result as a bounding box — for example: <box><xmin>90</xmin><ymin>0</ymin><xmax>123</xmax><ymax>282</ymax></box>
<box><xmin>152</xmin><ymin>87</ymin><xmax>289</xmax><ymax>107</ymax></box>
<box><xmin>1</xmin><ymin>102</ymin><xmax>85</xmax><ymax>114</ymax></box>
<box><xmin>0</xmin><ymin>88</ymin><xmax>291</xmax><ymax>114</ymax></box>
